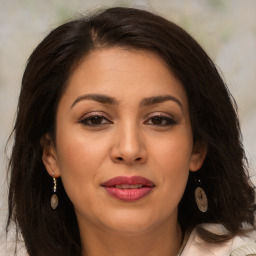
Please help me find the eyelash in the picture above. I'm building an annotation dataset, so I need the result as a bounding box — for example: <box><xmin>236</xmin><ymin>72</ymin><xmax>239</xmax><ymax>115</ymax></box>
<box><xmin>80</xmin><ymin>112</ymin><xmax>112</xmax><ymax>127</ymax></box>
<box><xmin>79</xmin><ymin>113</ymin><xmax>177</xmax><ymax>127</ymax></box>
<box><xmin>144</xmin><ymin>113</ymin><xmax>177</xmax><ymax>126</ymax></box>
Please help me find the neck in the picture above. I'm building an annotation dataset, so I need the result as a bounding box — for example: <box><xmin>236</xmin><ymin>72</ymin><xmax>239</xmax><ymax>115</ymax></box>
<box><xmin>79</xmin><ymin>220</ymin><xmax>182</xmax><ymax>256</ymax></box>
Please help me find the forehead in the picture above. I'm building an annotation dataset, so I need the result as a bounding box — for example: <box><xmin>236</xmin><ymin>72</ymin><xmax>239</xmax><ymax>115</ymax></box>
<box><xmin>61</xmin><ymin>47</ymin><xmax>189</xmax><ymax>109</ymax></box>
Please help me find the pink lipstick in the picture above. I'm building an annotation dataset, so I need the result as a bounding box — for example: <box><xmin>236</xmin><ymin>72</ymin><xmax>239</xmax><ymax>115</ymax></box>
<box><xmin>102</xmin><ymin>176</ymin><xmax>155</xmax><ymax>202</ymax></box>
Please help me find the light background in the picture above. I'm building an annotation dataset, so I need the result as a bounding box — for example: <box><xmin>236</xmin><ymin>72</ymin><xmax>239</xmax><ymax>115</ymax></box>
<box><xmin>0</xmin><ymin>0</ymin><xmax>256</xmax><ymax>255</ymax></box>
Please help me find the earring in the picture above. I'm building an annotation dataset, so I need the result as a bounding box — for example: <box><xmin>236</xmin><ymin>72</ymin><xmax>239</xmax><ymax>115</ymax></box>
<box><xmin>194</xmin><ymin>179</ymin><xmax>208</xmax><ymax>213</ymax></box>
<box><xmin>51</xmin><ymin>172</ymin><xmax>58</xmax><ymax>210</ymax></box>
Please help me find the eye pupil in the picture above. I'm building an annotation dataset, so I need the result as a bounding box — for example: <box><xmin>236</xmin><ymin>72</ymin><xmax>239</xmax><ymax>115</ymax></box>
<box><xmin>152</xmin><ymin>117</ymin><xmax>163</xmax><ymax>125</ymax></box>
<box><xmin>91</xmin><ymin>116</ymin><xmax>103</xmax><ymax>125</ymax></box>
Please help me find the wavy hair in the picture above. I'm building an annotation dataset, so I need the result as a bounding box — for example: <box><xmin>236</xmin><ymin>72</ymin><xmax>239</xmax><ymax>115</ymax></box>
<box><xmin>7</xmin><ymin>7</ymin><xmax>255</xmax><ymax>256</ymax></box>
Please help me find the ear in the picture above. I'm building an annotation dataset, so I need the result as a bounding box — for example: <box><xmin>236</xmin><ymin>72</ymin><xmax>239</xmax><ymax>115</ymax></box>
<box><xmin>40</xmin><ymin>133</ymin><xmax>60</xmax><ymax>177</ymax></box>
<box><xmin>189</xmin><ymin>141</ymin><xmax>207</xmax><ymax>172</ymax></box>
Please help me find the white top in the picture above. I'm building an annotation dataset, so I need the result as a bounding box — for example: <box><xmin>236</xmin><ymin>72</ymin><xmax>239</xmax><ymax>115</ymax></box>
<box><xmin>181</xmin><ymin>224</ymin><xmax>256</xmax><ymax>256</ymax></box>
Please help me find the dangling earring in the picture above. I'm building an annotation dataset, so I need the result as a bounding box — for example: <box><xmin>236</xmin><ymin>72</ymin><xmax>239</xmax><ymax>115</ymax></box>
<box><xmin>51</xmin><ymin>172</ymin><xmax>58</xmax><ymax>210</ymax></box>
<box><xmin>194</xmin><ymin>179</ymin><xmax>208</xmax><ymax>213</ymax></box>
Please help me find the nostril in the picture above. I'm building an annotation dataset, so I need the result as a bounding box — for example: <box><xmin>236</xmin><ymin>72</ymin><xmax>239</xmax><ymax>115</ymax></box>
<box><xmin>113</xmin><ymin>156</ymin><xmax>144</xmax><ymax>163</ymax></box>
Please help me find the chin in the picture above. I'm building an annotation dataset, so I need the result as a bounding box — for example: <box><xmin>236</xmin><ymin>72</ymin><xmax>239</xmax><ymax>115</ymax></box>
<box><xmin>98</xmin><ymin>208</ymin><xmax>167</xmax><ymax>235</ymax></box>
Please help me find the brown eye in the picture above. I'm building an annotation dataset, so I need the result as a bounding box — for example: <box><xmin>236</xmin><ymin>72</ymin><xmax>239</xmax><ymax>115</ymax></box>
<box><xmin>80</xmin><ymin>115</ymin><xmax>112</xmax><ymax>126</ymax></box>
<box><xmin>151</xmin><ymin>117</ymin><xmax>164</xmax><ymax>125</ymax></box>
<box><xmin>145</xmin><ymin>116</ymin><xmax>177</xmax><ymax>126</ymax></box>
<box><xmin>90</xmin><ymin>116</ymin><xmax>104</xmax><ymax>125</ymax></box>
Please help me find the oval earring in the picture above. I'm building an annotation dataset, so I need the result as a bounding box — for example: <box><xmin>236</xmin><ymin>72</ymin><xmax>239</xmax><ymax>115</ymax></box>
<box><xmin>51</xmin><ymin>172</ymin><xmax>58</xmax><ymax>210</ymax></box>
<box><xmin>194</xmin><ymin>179</ymin><xmax>208</xmax><ymax>213</ymax></box>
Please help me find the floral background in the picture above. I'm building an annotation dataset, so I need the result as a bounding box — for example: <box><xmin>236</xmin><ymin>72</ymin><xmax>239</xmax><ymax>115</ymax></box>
<box><xmin>0</xmin><ymin>0</ymin><xmax>256</xmax><ymax>254</ymax></box>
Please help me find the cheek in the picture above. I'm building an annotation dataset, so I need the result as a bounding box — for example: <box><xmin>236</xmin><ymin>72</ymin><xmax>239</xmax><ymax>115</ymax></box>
<box><xmin>150</xmin><ymin>130</ymin><xmax>193</xmax><ymax>171</ymax></box>
<box><xmin>56</xmin><ymin>127</ymin><xmax>107</xmax><ymax>172</ymax></box>
<box><xmin>149</xmin><ymin>132</ymin><xmax>192</xmax><ymax>202</ymax></box>
<box><xmin>155</xmin><ymin>144</ymin><xmax>190</xmax><ymax>191</ymax></box>
<box><xmin>54</xmin><ymin>129</ymin><xmax>107</xmax><ymax>203</ymax></box>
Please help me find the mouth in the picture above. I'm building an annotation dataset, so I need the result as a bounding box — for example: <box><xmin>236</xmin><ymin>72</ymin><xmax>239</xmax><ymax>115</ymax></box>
<box><xmin>101</xmin><ymin>176</ymin><xmax>155</xmax><ymax>202</ymax></box>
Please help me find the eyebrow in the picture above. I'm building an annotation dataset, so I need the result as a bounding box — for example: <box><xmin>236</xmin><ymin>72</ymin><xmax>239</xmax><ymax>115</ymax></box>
<box><xmin>71</xmin><ymin>93</ymin><xmax>183</xmax><ymax>110</ymax></box>
<box><xmin>71</xmin><ymin>94</ymin><xmax>118</xmax><ymax>108</ymax></box>
<box><xmin>139</xmin><ymin>95</ymin><xmax>183</xmax><ymax>110</ymax></box>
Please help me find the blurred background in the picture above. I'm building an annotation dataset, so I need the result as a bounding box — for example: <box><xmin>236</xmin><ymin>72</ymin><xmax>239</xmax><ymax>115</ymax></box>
<box><xmin>0</xmin><ymin>0</ymin><xmax>256</xmax><ymax>254</ymax></box>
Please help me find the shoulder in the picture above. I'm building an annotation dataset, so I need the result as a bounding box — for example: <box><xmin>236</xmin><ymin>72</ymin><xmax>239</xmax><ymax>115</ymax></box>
<box><xmin>181</xmin><ymin>223</ymin><xmax>256</xmax><ymax>256</ymax></box>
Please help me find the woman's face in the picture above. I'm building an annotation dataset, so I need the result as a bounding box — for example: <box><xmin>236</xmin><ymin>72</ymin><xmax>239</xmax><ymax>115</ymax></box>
<box><xmin>43</xmin><ymin>48</ymin><xmax>206</xmax><ymax>234</ymax></box>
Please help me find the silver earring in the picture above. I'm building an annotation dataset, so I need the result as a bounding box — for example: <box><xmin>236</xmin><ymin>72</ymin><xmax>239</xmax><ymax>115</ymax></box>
<box><xmin>194</xmin><ymin>179</ymin><xmax>208</xmax><ymax>213</ymax></box>
<box><xmin>51</xmin><ymin>172</ymin><xmax>58</xmax><ymax>210</ymax></box>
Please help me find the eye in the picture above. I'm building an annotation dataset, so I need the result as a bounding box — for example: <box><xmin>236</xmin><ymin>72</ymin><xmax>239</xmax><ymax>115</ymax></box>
<box><xmin>80</xmin><ymin>113</ymin><xmax>112</xmax><ymax>127</ymax></box>
<box><xmin>144</xmin><ymin>114</ymin><xmax>177</xmax><ymax>126</ymax></box>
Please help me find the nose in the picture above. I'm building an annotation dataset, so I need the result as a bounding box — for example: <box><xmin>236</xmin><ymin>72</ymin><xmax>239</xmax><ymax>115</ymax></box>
<box><xmin>110</xmin><ymin>122</ymin><xmax>147</xmax><ymax>165</ymax></box>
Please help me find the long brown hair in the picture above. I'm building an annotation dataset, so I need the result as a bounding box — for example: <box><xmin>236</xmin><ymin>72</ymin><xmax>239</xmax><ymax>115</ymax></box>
<box><xmin>7</xmin><ymin>7</ymin><xmax>255</xmax><ymax>256</ymax></box>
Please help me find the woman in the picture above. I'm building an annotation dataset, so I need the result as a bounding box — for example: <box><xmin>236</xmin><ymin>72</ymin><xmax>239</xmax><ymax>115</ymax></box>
<box><xmin>7</xmin><ymin>7</ymin><xmax>256</xmax><ymax>256</ymax></box>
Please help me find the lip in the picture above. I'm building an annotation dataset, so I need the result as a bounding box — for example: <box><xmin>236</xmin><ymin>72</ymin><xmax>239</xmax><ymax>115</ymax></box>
<box><xmin>102</xmin><ymin>176</ymin><xmax>155</xmax><ymax>202</ymax></box>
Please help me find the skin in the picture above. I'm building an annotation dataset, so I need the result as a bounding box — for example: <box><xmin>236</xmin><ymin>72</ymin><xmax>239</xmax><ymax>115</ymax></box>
<box><xmin>42</xmin><ymin>48</ymin><xmax>207</xmax><ymax>256</ymax></box>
